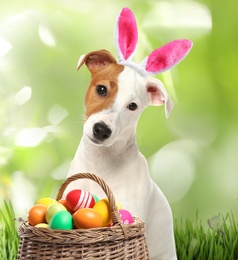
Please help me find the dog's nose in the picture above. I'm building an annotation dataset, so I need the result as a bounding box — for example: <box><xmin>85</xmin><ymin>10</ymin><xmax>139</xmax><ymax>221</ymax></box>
<box><xmin>93</xmin><ymin>122</ymin><xmax>112</xmax><ymax>141</ymax></box>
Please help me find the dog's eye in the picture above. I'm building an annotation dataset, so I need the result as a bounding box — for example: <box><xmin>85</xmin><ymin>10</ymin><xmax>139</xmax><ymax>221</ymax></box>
<box><xmin>127</xmin><ymin>102</ymin><xmax>138</xmax><ymax>111</ymax></box>
<box><xmin>96</xmin><ymin>85</ymin><xmax>107</xmax><ymax>96</ymax></box>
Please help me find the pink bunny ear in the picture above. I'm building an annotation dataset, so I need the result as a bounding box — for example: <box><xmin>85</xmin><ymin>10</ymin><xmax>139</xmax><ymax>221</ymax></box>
<box><xmin>115</xmin><ymin>8</ymin><xmax>138</xmax><ymax>62</ymax></box>
<box><xmin>141</xmin><ymin>39</ymin><xmax>193</xmax><ymax>75</ymax></box>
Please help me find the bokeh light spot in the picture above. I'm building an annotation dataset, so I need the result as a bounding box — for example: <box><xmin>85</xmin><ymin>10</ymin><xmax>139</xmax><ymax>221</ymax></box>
<box><xmin>48</xmin><ymin>104</ymin><xmax>69</xmax><ymax>125</ymax></box>
<box><xmin>14</xmin><ymin>86</ymin><xmax>32</xmax><ymax>106</ymax></box>
<box><xmin>0</xmin><ymin>37</ymin><xmax>12</xmax><ymax>58</ymax></box>
<box><xmin>38</xmin><ymin>24</ymin><xmax>56</xmax><ymax>47</ymax></box>
<box><xmin>149</xmin><ymin>139</ymin><xmax>198</xmax><ymax>203</ymax></box>
<box><xmin>15</xmin><ymin>128</ymin><xmax>46</xmax><ymax>147</ymax></box>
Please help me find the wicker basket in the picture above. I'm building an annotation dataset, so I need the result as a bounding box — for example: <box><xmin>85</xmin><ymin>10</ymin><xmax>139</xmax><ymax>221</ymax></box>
<box><xmin>17</xmin><ymin>173</ymin><xmax>149</xmax><ymax>259</ymax></box>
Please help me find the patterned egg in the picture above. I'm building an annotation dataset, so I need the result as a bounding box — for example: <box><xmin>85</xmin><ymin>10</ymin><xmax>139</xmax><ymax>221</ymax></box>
<box><xmin>119</xmin><ymin>209</ymin><xmax>134</xmax><ymax>224</ymax></box>
<box><xmin>49</xmin><ymin>211</ymin><xmax>73</xmax><ymax>230</ymax></box>
<box><xmin>66</xmin><ymin>189</ymin><xmax>95</xmax><ymax>212</ymax></box>
<box><xmin>93</xmin><ymin>199</ymin><xmax>112</xmax><ymax>227</ymax></box>
<box><xmin>73</xmin><ymin>208</ymin><xmax>103</xmax><ymax>229</ymax></box>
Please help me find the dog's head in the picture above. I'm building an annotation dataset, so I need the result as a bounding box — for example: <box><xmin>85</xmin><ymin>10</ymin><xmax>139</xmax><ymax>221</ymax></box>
<box><xmin>77</xmin><ymin>50</ymin><xmax>174</xmax><ymax>146</ymax></box>
<box><xmin>76</xmin><ymin>8</ymin><xmax>192</xmax><ymax>147</ymax></box>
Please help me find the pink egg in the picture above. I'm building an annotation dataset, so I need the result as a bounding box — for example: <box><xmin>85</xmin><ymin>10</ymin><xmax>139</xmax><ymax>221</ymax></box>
<box><xmin>66</xmin><ymin>189</ymin><xmax>95</xmax><ymax>212</ymax></box>
<box><xmin>119</xmin><ymin>209</ymin><xmax>134</xmax><ymax>224</ymax></box>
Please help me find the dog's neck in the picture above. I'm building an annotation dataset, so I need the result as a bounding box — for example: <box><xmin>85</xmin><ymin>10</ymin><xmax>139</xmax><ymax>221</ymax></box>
<box><xmin>75</xmin><ymin>126</ymin><xmax>139</xmax><ymax>176</ymax></box>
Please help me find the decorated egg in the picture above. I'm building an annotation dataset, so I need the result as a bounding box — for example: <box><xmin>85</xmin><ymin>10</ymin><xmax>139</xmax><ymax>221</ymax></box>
<box><xmin>66</xmin><ymin>189</ymin><xmax>95</xmax><ymax>212</ymax></box>
<box><xmin>36</xmin><ymin>197</ymin><xmax>57</xmax><ymax>207</ymax></box>
<box><xmin>35</xmin><ymin>223</ymin><xmax>49</xmax><ymax>228</ymax></box>
<box><xmin>93</xmin><ymin>199</ymin><xmax>112</xmax><ymax>227</ymax></box>
<box><xmin>46</xmin><ymin>202</ymin><xmax>67</xmax><ymax>223</ymax></box>
<box><xmin>27</xmin><ymin>204</ymin><xmax>47</xmax><ymax>226</ymax></box>
<box><xmin>119</xmin><ymin>209</ymin><xmax>134</xmax><ymax>224</ymax></box>
<box><xmin>49</xmin><ymin>211</ymin><xmax>73</xmax><ymax>230</ymax></box>
<box><xmin>73</xmin><ymin>208</ymin><xmax>103</xmax><ymax>229</ymax></box>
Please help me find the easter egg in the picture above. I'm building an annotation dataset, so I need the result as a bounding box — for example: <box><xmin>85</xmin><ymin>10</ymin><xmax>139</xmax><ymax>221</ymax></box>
<box><xmin>93</xmin><ymin>199</ymin><xmax>112</xmax><ymax>227</ymax></box>
<box><xmin>104</xmin><ymin>198</ymin><xmax>122</xmax><ymax>210</ymax></box>
<box><xmin>27</xmin><ymin>204</ymin><xmax>47</xmax><ymax>226</ymax></box>
<box><xmin>66</xmin><ymin>189</ymin><xmax>95</xmax><ymax>212</ymax></box>
<box><xmin>46</xmin><ymin>202</ymin><xmax>67</xmax><ymax>223</ymax></box>
<box><xmin>119</xmin><ymin>209</ymin><xmax>134</xmax><ymax>224</ymax></box>
<box><xmin>92</xmin><ymin>194</ymin><xmax>100</xmax><ymax>203</ymax></box>
<box><xmin>116</xmin><ymin>201</ymin><xmax>122</xmax><ymax>210</ymax></box>
<box><xmin>73</xmin><ymin>208</ymin><xmax>103</xmax><ymax>229</ymax></box>
<box><xmin>58</xmin><ymin>199</ymin><xmax>74</xmax><ymax>214</ymax></box>
<box><xmin>36</xmin><ymin>197</ymin><xmax>57</xmax><ymax>207</ymax></box>
<box><xmin>49</xmin><ymin>211</ymin><xmax>73</xmax><ymax>230</ymax></box>
<box><xmin>35</xmin><ymin>223</ymin><xmax>49</xmax><ymax>228</ymax></box>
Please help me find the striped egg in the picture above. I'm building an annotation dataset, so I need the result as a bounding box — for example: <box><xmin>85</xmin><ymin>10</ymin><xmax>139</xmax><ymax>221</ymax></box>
<box><xmin>66</xmin><ymin>189</ymin><xmax>95</xmax><ymax>213</ymax></box>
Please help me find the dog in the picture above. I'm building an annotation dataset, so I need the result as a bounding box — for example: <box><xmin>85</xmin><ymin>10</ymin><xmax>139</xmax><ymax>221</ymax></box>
<box><xmin>65</xmin><ymin>8</ymin><xmax>192</xmax><ymax>259</ymax></box>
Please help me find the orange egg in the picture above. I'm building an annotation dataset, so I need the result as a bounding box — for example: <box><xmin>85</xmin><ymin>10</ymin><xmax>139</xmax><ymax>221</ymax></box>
<box><xmin>27</xmin><ymin>204</ymin><xmax>47</xmax><ymax>226</ymax></box>
<box><xmin>58</xmin><ymin>199</ymin><xmax>74</xmax><ymax>214</ymax></box>
<box><xmin>73</xmin><ymin>208</ymin><xmax>103</xmax><ymax>229</ymax></box>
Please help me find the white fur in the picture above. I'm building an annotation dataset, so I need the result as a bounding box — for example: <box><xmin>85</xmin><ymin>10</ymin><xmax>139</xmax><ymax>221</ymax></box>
<box><xmin>66</xmin><ymin>66</ymin><xmax>177</xmax><ymax>260</ymax></box>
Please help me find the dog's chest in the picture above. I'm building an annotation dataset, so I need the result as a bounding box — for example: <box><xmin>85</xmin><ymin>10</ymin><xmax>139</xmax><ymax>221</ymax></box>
<box><xmin>67</xmin><ymin>145</ymin><xmax>151</xmax><ymax>218</ymax></box>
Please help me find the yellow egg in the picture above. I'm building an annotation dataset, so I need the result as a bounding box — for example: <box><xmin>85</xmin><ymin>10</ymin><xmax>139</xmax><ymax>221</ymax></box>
<box><xmin>104</xmin><ymin>198</ymin><xmax>122</xmax><ymax>210</ymax></box>
<box><xmin>116</xmin><ymin>201</ymin><xmax>122</xmax><ymax>210</ymax></box>
<box><xmin>35</xmin><ymin>223</ymin><xmax>49</xmax><ymax>228</ymax></box>
<box><xmin>36</xmin><ymin>197</ymin><xmax>57</xmax><ymax>207</ymax></box>
<box><xmin>93</xmin><ymin>199</ymin><xmax>112</xmax><ymax>227</ymax></box>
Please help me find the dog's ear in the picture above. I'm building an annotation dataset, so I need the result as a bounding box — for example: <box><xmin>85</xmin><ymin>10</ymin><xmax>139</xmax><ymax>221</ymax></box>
<box><xmin>146</xmin><ymin>77</ymin><xmax>174</xmax><ymax>118</ymax></box>
<box><xmin>77</xmin><ymin>50</ymin><xmax>117</xmax><ymax>74</ymax></box>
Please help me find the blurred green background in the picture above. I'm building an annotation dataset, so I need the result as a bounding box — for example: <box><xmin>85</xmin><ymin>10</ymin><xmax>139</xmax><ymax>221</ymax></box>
<box><xmin>0</xmin><ymin>0</ymin><xmax>237</xmax><ymax>224</ymax></box>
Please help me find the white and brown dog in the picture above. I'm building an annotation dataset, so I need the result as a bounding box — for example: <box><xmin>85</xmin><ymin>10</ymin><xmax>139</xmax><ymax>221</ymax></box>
<box><xmin>66</xmin><ymin>8</ymin><xmax>192</xmax><ymax>260</ymax></box>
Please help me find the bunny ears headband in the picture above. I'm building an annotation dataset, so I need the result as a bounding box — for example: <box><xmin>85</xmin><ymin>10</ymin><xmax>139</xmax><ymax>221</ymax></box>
<box><xmin>115</xmin><ymin>7</ymin><xmax>193</xmax><ymax>76</ymax></box>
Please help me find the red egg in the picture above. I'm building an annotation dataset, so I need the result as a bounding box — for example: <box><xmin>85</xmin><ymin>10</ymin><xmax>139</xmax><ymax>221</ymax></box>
<box><xmin>73</xmin><ymin>208</ymin><xmax>103</xmax><ymax>229</ymax></box>
<box><xmin>66</xmin><ymin>189</ymin><xmax>95</xmax><ymax>212</ymax></box>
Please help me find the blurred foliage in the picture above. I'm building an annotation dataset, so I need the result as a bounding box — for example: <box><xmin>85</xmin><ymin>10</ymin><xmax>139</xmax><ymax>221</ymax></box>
<box><xmin>0</xmin><ymin>0</ymin><xmax>238</xmax><ymax>223</ymax></box>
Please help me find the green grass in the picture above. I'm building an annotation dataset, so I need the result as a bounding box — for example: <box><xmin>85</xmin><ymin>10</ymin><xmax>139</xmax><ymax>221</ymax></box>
<box><xmin>0</xmin><ymin>201</ymin><xmax>237</xmax><ymax>259</ymax></box>
<box><xmin>175</xmin><ymin>212</ymin><xmax>238</xmax><ymax>260</ymax></box>
<box><xmin>0</xmin><ymin>201</ymin><xmax>20</xmax><ymax>260</ymax></box>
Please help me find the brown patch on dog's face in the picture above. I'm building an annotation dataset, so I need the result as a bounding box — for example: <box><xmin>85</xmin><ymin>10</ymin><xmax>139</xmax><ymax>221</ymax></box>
<box><xmin>84</xmin><ymin>63</ymin><xmax>124</xmax><ymax>121</ymax></box>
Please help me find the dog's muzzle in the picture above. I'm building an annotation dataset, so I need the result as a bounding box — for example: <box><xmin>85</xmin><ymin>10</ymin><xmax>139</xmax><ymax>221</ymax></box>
<box><xmin>93</xmin><ymin>121</ymin><xmax>112</xmax><ymax>142</ymax></box>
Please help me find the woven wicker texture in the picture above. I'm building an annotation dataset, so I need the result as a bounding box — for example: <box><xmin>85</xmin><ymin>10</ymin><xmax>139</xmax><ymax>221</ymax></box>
<box><xmin>17</xmin><ymin>173</ymin><xmax>149</xmax><ymax>259</ymax></box>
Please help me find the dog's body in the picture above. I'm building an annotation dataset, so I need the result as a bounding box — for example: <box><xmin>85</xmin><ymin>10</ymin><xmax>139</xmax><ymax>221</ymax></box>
<box><xmin>66</xmin><ymin>51</ymin><xmax>177</xmax><ymax>259</ymax></box>
<box><xmin>65</xmin><ymin>7</ymin><xmax>192</xmax><ymax>259</ymax></box>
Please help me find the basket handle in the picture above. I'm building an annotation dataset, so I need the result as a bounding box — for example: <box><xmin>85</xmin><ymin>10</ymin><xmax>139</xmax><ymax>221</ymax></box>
<box><xmin>56</xmin><ymin>173</ymin><xmax>122</xmax><ymax>225</ymax></box>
